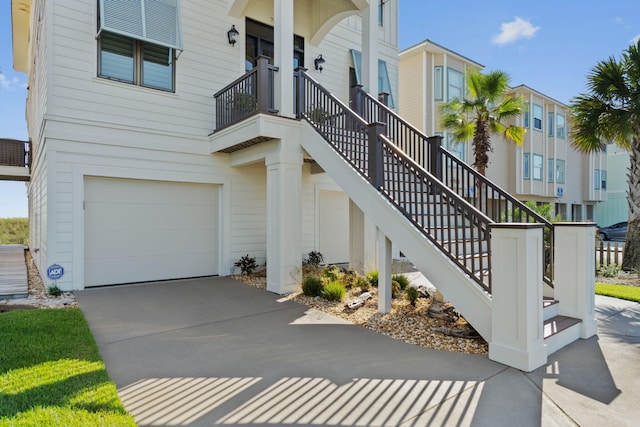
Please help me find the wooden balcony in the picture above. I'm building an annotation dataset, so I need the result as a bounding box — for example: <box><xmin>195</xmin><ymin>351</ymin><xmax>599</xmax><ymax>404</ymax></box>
<box><xmin>0</xmin><ymin>139</ymin><xmax>30</xmax><ymax>182</ymax></box>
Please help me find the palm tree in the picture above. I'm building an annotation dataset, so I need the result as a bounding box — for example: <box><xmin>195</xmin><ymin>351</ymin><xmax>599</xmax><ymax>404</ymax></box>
<box><xmin>440</xmin><ymin>69</ymin><xmax>525</xmax><ymax>176</ymax></box>
<box><xmin>570</xmin><ymin>40</ymin><xmax>640</xmax><ymax>271</ymax></box>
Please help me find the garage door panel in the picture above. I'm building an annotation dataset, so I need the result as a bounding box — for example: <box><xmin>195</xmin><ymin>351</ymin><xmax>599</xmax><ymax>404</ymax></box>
<box><xmin>84</xmin><ymin>177</ymin><xmax>220</xmax><ymax>286</ymax></box>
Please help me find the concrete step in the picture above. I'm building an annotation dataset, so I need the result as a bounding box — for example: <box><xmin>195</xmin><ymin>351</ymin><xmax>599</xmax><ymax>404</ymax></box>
<box><xmin>543</xmin><ymin>315</ymin><xmax>581</xmax><ymax>355</ymax></box>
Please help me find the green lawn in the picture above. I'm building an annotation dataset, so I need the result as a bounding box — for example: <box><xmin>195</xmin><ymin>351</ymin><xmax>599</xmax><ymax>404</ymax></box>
<box><xmin>0</xmin><ymin>308</ymin><xmax>135</xmax><ymax>426</ymax></box>
<box><xmin>595</xmin><ymin>283</ymin><xmax>640</xmax><ymax>303</ymax></box>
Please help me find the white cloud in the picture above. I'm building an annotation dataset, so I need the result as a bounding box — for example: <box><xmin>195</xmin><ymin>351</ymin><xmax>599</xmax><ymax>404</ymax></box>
<box><xmin>0</xmin><ymin>74</ymin><xmax>21</xmax><ymax>91</ymax></box>
<box><xmin>492</xmin><ymin>17</ymin><xmax>540</xmax><ymax>46</ymax></box>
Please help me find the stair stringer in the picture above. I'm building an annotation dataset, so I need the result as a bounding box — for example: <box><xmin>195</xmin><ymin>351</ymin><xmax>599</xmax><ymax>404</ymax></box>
<box><xmin>300</xmin><ymin>123</ymin><xmax>492</xmax><ymax>340</ymax></box>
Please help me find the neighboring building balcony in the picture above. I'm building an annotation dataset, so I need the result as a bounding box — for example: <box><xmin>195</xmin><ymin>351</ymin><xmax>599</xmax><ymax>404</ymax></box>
<box><xmin>0</xmin><ymin>139</ymin><xmax>30</xmax><ymax>182</ymax></box>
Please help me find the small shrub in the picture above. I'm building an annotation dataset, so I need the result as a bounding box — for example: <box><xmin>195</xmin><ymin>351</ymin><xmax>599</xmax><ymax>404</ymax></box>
<box><xmin>391</xmin><ymin>280</ymin><xmax>401</xmax><ymax>298</ymax></box>
<box><xmin>302</xmin><ymin>276</ymin><xmax>324</xmax><ymax>297</ymax></box>
<box><xmin>322</xmin><ymin>265</ymin><xmax>343</xmax><ymax>282</ymax></box>
<box><xmin>367</xmin><ymin>271</ymin><xmax>379</xmax><ymax>287</ymax></box>
<box><xmin>350</xmin><ymin>273</ymin><xmax>370</xmax><ymax>291</ymax></box>
<box><xmin>48</xmin><ymin>285</ymin><xmax>62</xmax><ymax>297</ymax></box>
<box><xmin>597</xmin><ymin>263</ymin><xmax>622</xmax><ymax>278</ymax></box>
<box><xmin>234</xmin><ymin>254</ymin><xmax>258</xmax><ymax>275</ymax></box>
<box><xmin>322</xmin><ymin>280</ymin><xmax>346</xmax><ymax>301</ymax></box>
<box><xmin>406</xmin><ymin>286</ymin><xmax>420</xmax><ymax>306</ymax></box>
<box><xmin>392</xmin><ymin>274</ymin><xmax>410</xmax><ymax>290</ymax></box>
<box><xmin>305</xmin><ymin>251</ymin><xmax>324</xmax><ymax>268</ymax></box>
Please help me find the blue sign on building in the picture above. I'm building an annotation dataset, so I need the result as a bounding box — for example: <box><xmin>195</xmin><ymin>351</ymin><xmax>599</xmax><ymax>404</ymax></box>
<box><xmin>47</xmin><ymin>264</ymin><xmax>64</xmax><ymax>280</ymax></box>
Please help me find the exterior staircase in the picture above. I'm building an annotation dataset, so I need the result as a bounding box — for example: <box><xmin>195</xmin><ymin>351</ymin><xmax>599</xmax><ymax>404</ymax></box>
<box><xmin>212</xmin><ymin>64</ymin><xmax>597</xmax><ymax>371</ymax></box>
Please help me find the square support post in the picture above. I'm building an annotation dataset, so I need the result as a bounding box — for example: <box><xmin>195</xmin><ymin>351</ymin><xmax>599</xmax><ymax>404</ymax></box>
<box><xmin>489</xmin><ymin>223</ymin><xmax>547</xmax><ymax>371</ymax></box>
<box><xmin>266</xmin><ymin>141</ymin><xmax>303</xmax><ymax>294</ymax></box>
<box><xmin>427</xmin><ymin>135</ymin><xmax>443</xmax><ymax>180</ymax></box>
<box><xmin>368</xmin><ymin>122</ymin><xmax>386</xmax><ymax>189</ymax></box>
<box><xmin>377</xmin><ymin>228</ymin><xmax>392</xmax><ymax>313</ymax></box>
<box><xmin>553</xmin><ymin>223</ymin><xmax>598</xmax><ymax>338</ymax></box>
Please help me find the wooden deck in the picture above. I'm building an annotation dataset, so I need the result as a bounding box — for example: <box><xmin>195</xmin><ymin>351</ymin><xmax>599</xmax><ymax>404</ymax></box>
<box><xmin>0</xmin><ymin>245</ymin><xmax>28</xmax><ymax>298</ymax></box>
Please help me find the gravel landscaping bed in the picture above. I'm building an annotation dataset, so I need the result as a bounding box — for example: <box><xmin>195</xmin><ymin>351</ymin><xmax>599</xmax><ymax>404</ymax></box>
<box><xmin>234</xmin><ymin>273</ymin><xmax>489</xmax><ymax>355</ymax></box>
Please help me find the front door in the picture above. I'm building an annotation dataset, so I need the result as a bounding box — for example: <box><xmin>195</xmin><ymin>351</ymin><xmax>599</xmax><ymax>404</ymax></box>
<box><xmin>245</xmin><ymin>18</ymin><xmax>304</xmax><ymax>71</ymax></box>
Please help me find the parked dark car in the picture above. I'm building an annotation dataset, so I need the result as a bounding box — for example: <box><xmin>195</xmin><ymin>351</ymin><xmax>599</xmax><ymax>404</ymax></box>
<box><xmin>598</xmin><ymin>222</ymin><xmax>628</xmax><ymax>241</ymax></box>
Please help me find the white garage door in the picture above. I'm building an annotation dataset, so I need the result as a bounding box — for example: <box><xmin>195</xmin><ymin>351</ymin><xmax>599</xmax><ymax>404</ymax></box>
<box><xmin>84</xmin><ymin>177</ymin><xmax>219</xmax><ymax>286</ymax></box>
<box><xmin>319</xmin><ymin>190</ymin><xmax>349</xmax><ymax>264</ymax></box>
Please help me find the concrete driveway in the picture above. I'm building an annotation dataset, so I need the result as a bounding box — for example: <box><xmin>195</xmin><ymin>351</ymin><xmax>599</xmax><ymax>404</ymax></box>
<box><xmin>75</xmin><ymin>277</ymin><xmax>640</xmax><ymax>426</ymax></box>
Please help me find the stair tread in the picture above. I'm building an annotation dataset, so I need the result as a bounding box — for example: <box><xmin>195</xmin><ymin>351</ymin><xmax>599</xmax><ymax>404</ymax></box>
<box><xmin>543</xmin><ymin>315</ymin><xmax>580</xmax><ymax>339</ymax></box>
<box><xmin>543</xmin><ymin>298</ymin><xmax>559</xmax><ymax>308</ymax></box>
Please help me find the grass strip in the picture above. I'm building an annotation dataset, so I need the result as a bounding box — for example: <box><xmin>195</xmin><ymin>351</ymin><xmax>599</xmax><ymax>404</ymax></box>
<box><xmin>595</xmin><ymin>283</ymin><xmax>640</xmax><ymax>303</ymax></box>
<box><xmin>0</xmin><ymin>308</ymin><xmax>135</xmax><ymax>426</ymax></box>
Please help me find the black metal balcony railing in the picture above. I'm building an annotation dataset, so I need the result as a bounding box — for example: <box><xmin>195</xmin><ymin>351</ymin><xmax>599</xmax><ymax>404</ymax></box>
<box><xmin>0</xmin><ymin>139</ymin><xmax>30</xmax><ymax>168</ymax></box>
<box><xmin>214</xmin><ymin>56</ymin><xmax>278</xmax><ymax>131</ymax></box>
<box><xmin>351</xmin><ymin>86</ymin><xmax>554</xmax><ymax>287</ymax></box>
<box><xmin>297</xmin><ymin>70</ymin><xmax>492</xmax><ymax>292</ymax></box>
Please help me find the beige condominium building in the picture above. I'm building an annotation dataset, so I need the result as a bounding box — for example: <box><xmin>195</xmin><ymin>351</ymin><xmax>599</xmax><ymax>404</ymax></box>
<box><xmin>399</xmin><ymin>39</ymin><xmax>607</xmax><ymax>222</ymax></box>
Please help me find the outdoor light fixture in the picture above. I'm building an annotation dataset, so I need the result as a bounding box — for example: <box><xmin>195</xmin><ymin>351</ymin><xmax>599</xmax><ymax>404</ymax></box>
<box><xmin>314</xmin><ymin>54</ymin><xmax>325</xmax><ymax>72</ymax></box>
<box><xmin>227</xmin><ymin>25</ymin><xmax>239</xmax><ymax>46</ymax></box>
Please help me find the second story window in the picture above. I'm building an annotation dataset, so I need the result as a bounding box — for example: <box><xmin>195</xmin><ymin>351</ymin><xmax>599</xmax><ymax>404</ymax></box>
<box><xmin>447</xmin><ymin>68</ymin><xmax>464</xmax><ymax>101</ymax></box>
<box><xmin>601</xmin><ymin>170</ymin><xmax>607</xmax><ymax>189</ymax></box>
<box><xmin>556</xmin><ymin>159</ymin><xmax>566</xmax><ymax>184</ymax></box>
<box><xmin>99</xmin><ymin>32</ymin><xmax>175</xmax><ymax>91</ymax></box>
<box><xmin>434</xmin><ymin>66</ymin><xmax>443</xmax><ymax>101</ymax></box>
<box><xmin>533</xmin><ymin>104</ymin><xmax>543</xmax><ymax>131</ymax></box>
<box><xmin>556</xmin><ymin>114</ymin><xmax>566</xmax><ymax>139</ymax></box>
<box><xmin>532</xmin><ymin>154</ymin><xmax>543</xmax><ymax>180</ymax></box>
<box><xmin>594</xmin><ymin>169</ymin><xmax>601</xmax><ymax>190</ymax></box>
<box><xmin>523</xmin><ymin>102</ymin><xmax>530</xmax><ymax>128</ymax></box>
<box><xmin>548</xmin><ymin>112</ymin><xmax>554</xmax><ymax>137</ymax></box>
<box><xmin>97</xmin><ymin>0</ymin><xmax>183</xmax><ymax>92</ymax></box>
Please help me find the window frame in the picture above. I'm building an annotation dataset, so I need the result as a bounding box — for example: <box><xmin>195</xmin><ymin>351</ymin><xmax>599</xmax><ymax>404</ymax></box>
<box><xmin>556</xmin><ymin>114</ymin><xmax>566</xmax><ymax>139</ymax></box>
<box><xmin>447</xmin><ymin>67</ymin><xmax>464</xmax><ymax>101</ymax></box>
<box><xmin>548</xmin><ymin>158</ymin><xmax>554</xmax><ymax>183</ymax></box>
<box><xmin>533</xmin><ymin>104</ymin><xmax>543</xmax><ymax>131</ymax></box>
<box><xmin>523</xmin><ymin>153</ymin><xmax>531</xmax><ymax>179</ymax></box>
<box><xmin>594</xmin><ymin>169</ymin><xmax>601</xmax><ymax>190</ymax></box>
<box><xmin>434</xmin><ymin>66</ymin><xmax>443</xmax><ymax>101</ymax></box>
<box><xmin>556</xmin><ymin>159</ymin><xmax>566</xmax><ymax>184</ymax></box>
<box><xmin>532</xmin><ymin>154</ymin><xmax>543</xmax><ymax>181</ymax></box>
<box><xmin>601</xmin><ymin>170</ymin><xmax>607</xmax><ymax>190</ymax></box>
<box><xmin>523</xmin><ymin>102</ymin><xmax>530</xmax><ymax>128</ymax></box>
<box><xmin>98</xmin><ymin>30</ymin><xmax>176</xmax><ymax>92</ymax></box>
<box><xmin>548</xmin><ymin>112</ymin><xmax>554</xmax><ymax>137</ymax></box>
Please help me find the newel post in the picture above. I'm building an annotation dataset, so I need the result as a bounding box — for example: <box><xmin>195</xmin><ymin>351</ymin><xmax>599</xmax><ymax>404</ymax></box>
<box><xmin>368</xmin><ymin>122</ymin><xmax>386</xmax><ymax>189</ymax></box>
<box><xmin>427</xmin><ymin>135</ymin><xmax>443</xmax><ymax>180</ymax></box>
<box><xmin>489</xmin><ymin>223</ymin><xmax>547</xmax><ymax>372</ymax></box>
<box><xmin>295</xmin><ymin>67</ymin><xmax>307</xmax><ymax>118</ymax></box>
<box><xmin>256</xmin><ymin>56</ymin><xmax>271</xmax><ymax>114</ymax></box>
<box><xmin>350</xmin><ymin>84</ymin><xmax>364</xmax><ymax>117</ymax></box>
<box><xmin>553</xmin><ymin>223</ymin><xmax>598</xmax><ymax>338</ymax></box>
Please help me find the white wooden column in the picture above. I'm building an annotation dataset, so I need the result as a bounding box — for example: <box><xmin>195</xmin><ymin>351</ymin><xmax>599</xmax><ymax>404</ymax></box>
<box><xmin>489</xmin><ymin>223</ymin><xmax>547</xmax><ymax>372</ymax></box>
<box><xmin>266</xmin><ymin>140</ymin><xmax>303</xmax><ymax>294</ymax></box>
<box><xmin>377</xmin><ymin>228</ymin><xmax>392</xmax><ymax>313</ymax></box>
<box><xmin>349</xmin><ymin>201</ymin><xmax>378</xmax><ymax>274</ymax></box>
<box><xmin>553</xmin><ymin>223</ymin><xmax>598</xmax><ymax>338</ymax></box>
<box><xmin>361</xmin><ymin>2</ymin><xmax>378</xmax><ymax>94</ymax></box>
<box><xmin>274</xmin><ymin>0</ymin><xmax>294</xmax><ymax>117</ymax></box>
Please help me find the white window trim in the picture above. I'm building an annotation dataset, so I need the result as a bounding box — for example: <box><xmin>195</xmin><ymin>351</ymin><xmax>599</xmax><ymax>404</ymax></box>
<box><xmin>532</xmin><ymin>154</ymin><xmax>543</xmax><ymax>181</ymax></box>
<box><xmin>523</xmin><ymin>153</ymin><xmax>531</xmax><ymax>179</ymax></box>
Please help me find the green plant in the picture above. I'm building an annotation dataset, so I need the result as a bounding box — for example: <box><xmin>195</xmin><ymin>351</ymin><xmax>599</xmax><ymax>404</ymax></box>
<box><xmin>351</xmin><ymin>274</ymin><xmax>371</xmax><ymax>292</ymax></box>
<box><xmin>406</xmin><ymin>286</ymin><xmax>420</xmax><ymax>306</ymax></box>
<box><xmin>367</xmin><ymin>271</ymin><xmax>379</xmax><ymax>287</ymax></box>
<box><xmin>322</xmin><ymin>280</ymin><xmax>347</xmax><ymax>301</ymax></box>
<box><xmin>234</xmin><ymin>254</ymin><xmax>258</xmax><ymax>275</ymax></box>
<box><xmin>597</xmin><ymin>263</ymin><xmax>623</xmax><ymax>278</ymax></box>
<box><xmin>322</xmin><ymin>265</ymin><xmax>343</xmax><ymax>282</ymax></box>
<box><xmin>304</xmin><ymin>251</ymin><xmax>324</xmax><ymax>268</ymax></box>
<box><xmin>301</xmin><ymin>276</ymin><xmax>324</xmax><ymax>297</ymax></box>
<box><xmin>391</xmin><ymin>280</ymin><xmax>401</xmax><ymax>298</ymax></box>
<box><xmin>47</xmin><ymin>285</ymin><xmax>62</xmax><ymax>297</ymax></box>
<box><xmin>228</xmin><ymin>91</ymin><xmax>257</xmax><ymax>114</ymax></box>
<box><xmin>392</xmin><ymin>274</ymin><xmax>410</xmax><ymax>290</ymax></box>
<box><xmin>0</xmin><ymin>217</ymin><xmax>28</xmax><ymax>245</ymax></box>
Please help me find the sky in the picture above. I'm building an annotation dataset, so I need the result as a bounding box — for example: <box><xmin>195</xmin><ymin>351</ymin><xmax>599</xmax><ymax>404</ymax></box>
<box><xmin>1</xmin><ymin>0</ymin><xmax>640</xmax><ymax>218</ymax></box>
